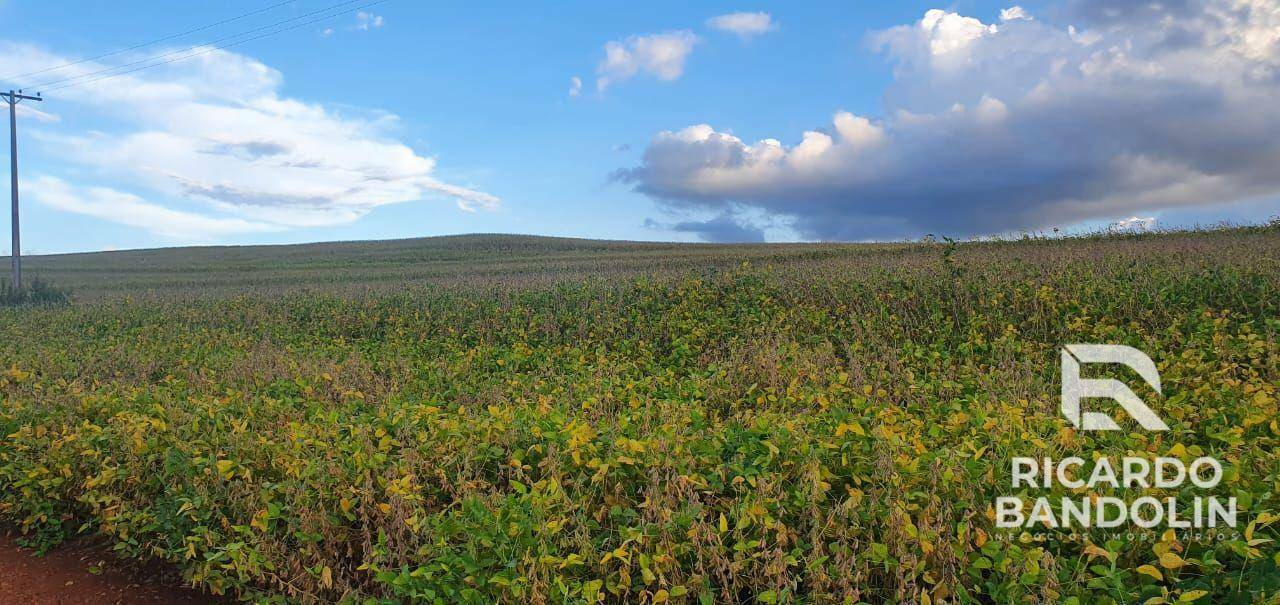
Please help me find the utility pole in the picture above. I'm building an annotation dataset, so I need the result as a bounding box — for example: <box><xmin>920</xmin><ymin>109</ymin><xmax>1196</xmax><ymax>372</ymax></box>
<box><xmin>3</xmin><ymin>89</ymin><xmax>41</xmax><ymax>291</ymax></box>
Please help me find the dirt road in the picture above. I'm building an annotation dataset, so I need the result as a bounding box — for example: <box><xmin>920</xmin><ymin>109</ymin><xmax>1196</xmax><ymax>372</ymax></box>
<box><xmin>0</xmin><ymin>534</ymin><xmax>229</xmax><ymax>605</ymax></box>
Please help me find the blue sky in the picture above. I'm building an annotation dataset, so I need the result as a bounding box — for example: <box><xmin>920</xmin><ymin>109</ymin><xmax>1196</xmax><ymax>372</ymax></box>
<box><xmin>3</xmin><ymin>0</ymin><xmax>1279</xmax><ymax>253</ymax></box>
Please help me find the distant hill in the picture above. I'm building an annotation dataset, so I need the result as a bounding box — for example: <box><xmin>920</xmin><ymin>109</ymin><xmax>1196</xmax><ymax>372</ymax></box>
<box><xmin>10</xmin><ymin>233</ymin><xmax>887</xmax><ymax>300</ymax></box>
<box><xmin>7</xmin><ymin>227</ymin><xmax>1276</xmax><ymax>301</ymax></box>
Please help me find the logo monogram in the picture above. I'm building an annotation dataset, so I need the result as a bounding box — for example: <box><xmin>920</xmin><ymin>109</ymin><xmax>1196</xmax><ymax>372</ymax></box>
<box><xmin>1061</xmin><ymin>344</ymin><xmax>1169</xmax><ymax>431</ymax></box>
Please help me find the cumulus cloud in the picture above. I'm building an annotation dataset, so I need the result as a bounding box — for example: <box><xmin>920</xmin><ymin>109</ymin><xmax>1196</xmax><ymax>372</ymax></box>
<box><xmin>29</xmin><ymin>175</ymin><xmax>278</xmax><ymax>240</ymax></box>
<box><xmin>597</xmin><ymin>31</ymin><xmax>698</xmax><ymax>91</ymax></box>
<box><xmin>707</xmin><ymin>12</ymin><xmax>775</xmax><ymax>39</ymax></box>
<box><xmin>0</xmin><ymin>42</ymin><xmax>497</xmax><ymax>239</ymax></box>
<box><xmin>899</xmin><ymin>9</ymin><xmax>998</xmax><ymax>58</ymax></box>
<box><xmin>569</xmin><ymin>75</ymin><xmax>582</xmax><ymax>97</ymax></box>
<box><xmin>618</xmin><ymin>0</ymin><xmax>1280</xmax><ymax>240</ymax></box>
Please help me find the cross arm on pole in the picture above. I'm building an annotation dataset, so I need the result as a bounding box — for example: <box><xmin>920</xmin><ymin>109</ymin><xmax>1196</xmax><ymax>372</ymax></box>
<box><xmin>2</xmin><ymin>91</ymin><xmax>44</xmax><ymax>103</ymax></box>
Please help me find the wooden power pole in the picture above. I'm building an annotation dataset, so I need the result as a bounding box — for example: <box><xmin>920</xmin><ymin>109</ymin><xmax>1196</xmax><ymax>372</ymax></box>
<box><xmin>3</xmin><ymin>89</ymin><xmax>42</xmax><ymax>291</ymax></box>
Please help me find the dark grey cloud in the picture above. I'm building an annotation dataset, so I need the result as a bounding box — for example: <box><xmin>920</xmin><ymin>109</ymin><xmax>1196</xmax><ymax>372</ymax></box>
<box><xmin>646</xmin><ymin>213</ymin><xmax>766</xmax><ymax>242</ymax></box>
<box><xmin>203</xmin><ymin>140</ymin><xmax>292</xmax><ymax>160</ymax></box>
<box><xmin>176</xmin><ymin>179</ymin><xmax>343</xmax><ymax>209</ymax></box>
<box><xmin>1065</xmin><ymin>0</ymin><xmax>1200</xmax><ymax>25</ymax></box>
<box><xmin>618</xmin><ymin>0</ymin><xmax>1280</xmax><ymax>240</ymax></box>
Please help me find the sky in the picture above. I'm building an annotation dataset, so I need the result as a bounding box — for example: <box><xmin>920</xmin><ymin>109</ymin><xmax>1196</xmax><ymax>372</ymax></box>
<box><xmin>2</xmin><ymin>0</ymin><xmax>1279</xmax><ymax>253</ymax></box>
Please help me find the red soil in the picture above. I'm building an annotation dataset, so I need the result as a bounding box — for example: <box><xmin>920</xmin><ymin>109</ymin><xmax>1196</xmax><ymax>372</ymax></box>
<box><xmin>0</xmin><ymin>533</ymin><xmax>230</xmax><ymax>605</ymax></box>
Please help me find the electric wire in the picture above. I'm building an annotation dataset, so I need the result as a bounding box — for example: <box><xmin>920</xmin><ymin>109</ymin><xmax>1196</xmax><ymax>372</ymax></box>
<box><xmin>34</xmin><ymin>0</ymin><xmax>381</xmax><ymax>92</ymax></box>
<box><xmin>1</xmin><ymin>0</ymin><xmax>297</xmax><ymax>86</ymax></box>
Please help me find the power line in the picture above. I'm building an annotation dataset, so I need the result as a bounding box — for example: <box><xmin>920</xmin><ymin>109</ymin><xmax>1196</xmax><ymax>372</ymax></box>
<box><xmin>0</xmin><ymin>0</ymin><xmax>297</xmax><ymax>87</ymax></box>
<box><xmin>42</xmin><ymin>0</ymin><xmax>391</xmax><ymax>94</ymax></box>
<box><xmin>31</xmin><ymin>0</ymin><xmax>370</xmax><ymax>91</ymax></box>
<box><xmin>34</xmin><ymin>0</ymin><xmax>379</xmax><ymax>92</ymax></box>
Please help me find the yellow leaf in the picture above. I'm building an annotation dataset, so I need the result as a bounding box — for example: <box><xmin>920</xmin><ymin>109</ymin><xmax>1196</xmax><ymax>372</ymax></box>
<box><xmin>1178</xmin><ymin>590</ymin><xmax>1208</xmax><ymax>602</ymax></box>
<box><xmin>1159</xmin><ymin>552</ymin><xmax>1186</xmax><ymax>569</ymax></box>
<box><xmin>582</xmin><ymin>579</ymin><xmax>603</xmax><ymax>599</ymax></box>
<box><xmin>340</xmin><ymin>498</ymin><xmax>353</xmax><ymax>514</ymax></box>
<box><xmin>378</xmin><ymin>503</ymin><xmax>392</xmax><ymax>514</ymax></box>
<box><xmin>215</xmin><ymin>460</ymin><xmax>235</xmax><ymax>479</ymax></box>
<box><xmin>653</xmin><ymin>589</ymin><xmax>669</xmax><ymax>603</ymax></box>
<box><xmin>1136</xmin><ymin>565</ymin><xmax>1163</xmax><ymax>581</ymax></box>
<box><xmin>719</xmin><ymin>513</ymin><xmax>729</xmax><ymax>534</ymax></box>
<box><xmin>1083</xmin><ymin>544</ymin><xmax>1113</xmax><ymax>561</ymax></box>
<box><xmin>835</xmin><ymin>422</ymin><xmax>866</xmax><ymax>437</ymax></box>
<box><xmin>320</xmin><ymin>565</ymin><xmax>333</xmax><ymax>589</ymax></box>
<box><xmin>250</xmin><ymin>510</ymin><xmax>269</xmax><ymax>532</ymax></box>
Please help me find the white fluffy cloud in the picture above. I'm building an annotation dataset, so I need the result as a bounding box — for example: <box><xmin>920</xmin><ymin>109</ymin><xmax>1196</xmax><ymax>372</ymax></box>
<box><xmin>999</xmin><ymin>6</ymin><xmax>1032</xmax><ymax>22</ymax></box>
<box><xmin>597</xmin><ymin>31</ymin><xmax>699</xmax><ymax>91</ymax></box>
<box><xmin>1</xmin><ymin>42</ymin><xmax>496</xmax><ymax>240</ymax></box>
<box><xmin>912</xmin><ymin>9</ymin><xmax>998</xmax><ymax>57</ymax></box>
<box><xmin>569</xmin><ymin>75</ymin><xmax>582</xmax><ymax>97</ymax></box>
<box><xmin>707</xmin><ymin>12</ymin><xmax>775</xmax><ymax>39</ymax></box>
<box><xmin>29</xmin><ymin>175</ymin><xmax>278</xmax><ymax>241</ymax></box>
<box><xmin>618</xmin><ymin>0</ymin><xmax>1280</xmax><ymax>240</ymax></box>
